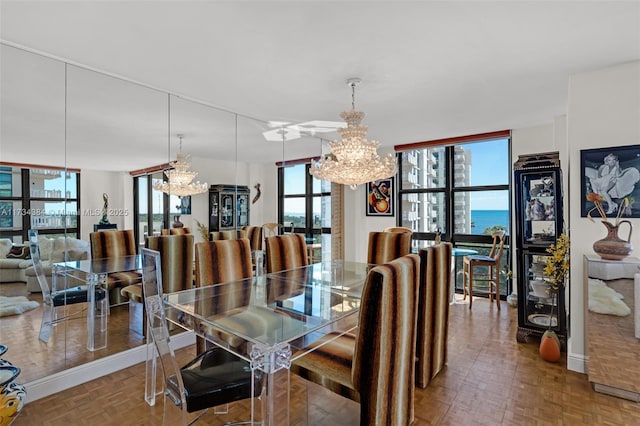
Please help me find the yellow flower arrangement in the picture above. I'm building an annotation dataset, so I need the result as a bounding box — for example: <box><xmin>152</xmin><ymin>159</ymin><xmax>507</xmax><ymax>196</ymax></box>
<box><xmin>543</xmin><ymin>233</ymin><xmax>570</xmax><ymax>292</ymax></box>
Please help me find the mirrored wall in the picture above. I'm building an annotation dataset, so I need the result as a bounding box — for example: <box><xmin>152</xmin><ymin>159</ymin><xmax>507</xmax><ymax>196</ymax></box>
<box><xmin>0</xmin><ymin>42</ymin><xmax>324</xmax><ymax>383</ymax></box>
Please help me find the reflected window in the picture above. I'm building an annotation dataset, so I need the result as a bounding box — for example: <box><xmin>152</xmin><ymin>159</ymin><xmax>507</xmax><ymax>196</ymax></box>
<box><xmin>279</xmin><ymin>162</ymin><xmax>331</xmax><ymax>257</ymax></box>
<box><xmin>0</xmin><ymin>164</ymin><xmax>80</xmax><ymax>241</ymax></box>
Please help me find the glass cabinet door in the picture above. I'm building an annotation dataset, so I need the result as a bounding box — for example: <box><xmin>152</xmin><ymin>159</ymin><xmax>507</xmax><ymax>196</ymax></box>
<box><xmin>220</xmin><ymin>193</ymin><xmax>234</xmax><ymax>228</ymax></box>
<box><xmin>237</xmin><ymin>194</ymin><xmax>248</xmax><ymax>227</ymax></box>
<box><xmin>522</xmin><ymin>252</ymin><xmax>559</xmax><ymax>330</ymax></box>
<box><xmin>518</xmin><ymin>171</ymin><xmax>558</xmax><ymax>247</ymax></box>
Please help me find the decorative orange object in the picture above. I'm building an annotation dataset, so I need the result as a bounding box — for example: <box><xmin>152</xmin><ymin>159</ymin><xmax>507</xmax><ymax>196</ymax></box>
<box><xmin>539</xmin><ymin>330</ymin><xmax>561</xmax><ymax>362</ymax></box>
<box><xmin>375</xmin><ymin>199</ymin><xmax>388</xmax><ymax>213</ymax></box>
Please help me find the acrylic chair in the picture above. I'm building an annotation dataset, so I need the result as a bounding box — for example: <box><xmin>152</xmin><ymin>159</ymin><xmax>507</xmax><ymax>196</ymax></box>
<box><xmin>462</xmin><ymin>230</ymin><xmax>506</xmax><ymax>310</ymax></box>
<box><xmin>89</xmin><ymin>229</ymin><xmax>142</xmax><ymax>305</ymax></box>
<box><xmin>416</xmin><ymin>243</ymin><xmax>452</xmax><ymax>388</ymax></box>
<box><xmin>264</xmin><ymin>233</ymin><xmax>308</xmax><ymax>273</ymax></box>
<box><xmin>366</xmin><ymin>231</ymin><xmax>412</xmax><ymax>265</ymax></box>
<box><xmin>28</xmin><ymin>229</ymin><xmax>108</xmax><ymax>343</ymax></box>
<box><xmin>141</xmin><ymin>248</ymin><xmax>261</xmax><ymax>426</ymax></box>
<box><xmin>194</xmin><ymin>238</ymin><xmax>254</xmax><ymax>354</ymax></box>
<box><xmin>290</xmin><ymin>254</ymin><xmax>421</xmax><ymax>426</ymax></box>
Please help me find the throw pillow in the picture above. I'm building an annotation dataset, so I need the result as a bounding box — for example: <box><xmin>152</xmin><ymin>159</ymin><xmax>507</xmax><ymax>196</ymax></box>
<box><xmin>6</xmin><ymin>245</ymin><xmax>30</xmax><ymax>259</ymax></box>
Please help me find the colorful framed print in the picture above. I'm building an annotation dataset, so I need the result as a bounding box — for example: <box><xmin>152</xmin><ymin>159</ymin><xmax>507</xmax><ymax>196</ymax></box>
<box><xmin>366</xmin><ymin>177</ymin><xmax>394</xmax><ymax>216</ymax></box>
<box><xmin>580</xmin><ymin>144</ymin><xmax>640</xmax><ymax>218</ymax></box>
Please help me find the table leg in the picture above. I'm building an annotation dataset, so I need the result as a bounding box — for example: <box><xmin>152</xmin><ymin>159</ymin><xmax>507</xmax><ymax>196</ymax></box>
<box><xmin>86</xmin><ymin>272</ymin><xmax>108</xmax><ymax>351</ymax></box>
<box><xmin>250</xmin><ymin>343</ymin><xmax>293</xmax><ymax>426</ymax></box>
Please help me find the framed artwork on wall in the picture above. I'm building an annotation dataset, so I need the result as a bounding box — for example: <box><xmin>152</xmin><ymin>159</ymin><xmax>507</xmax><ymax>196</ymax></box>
<box><xmin>580</xmin><ymin>144</ymin><xmax>640</xmax><ymax>218</ymax></box>
<box><xmin>366</xmin><ymin>177</ymin><xmax>394</xmax><ymax>216</ymax></box>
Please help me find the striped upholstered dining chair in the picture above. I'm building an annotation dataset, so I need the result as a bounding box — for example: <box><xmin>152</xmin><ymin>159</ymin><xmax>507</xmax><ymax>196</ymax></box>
<box><xmin>120</xmin><ymin>234</ymin><xmax>194</xmax><ymax>304</ymax></box>
<box><xmin>383</xmin><ymin>226</ymin><xmax>413</xmax><ymax>234</ymax></box>
<box><xmin>366</xmin><ymin>231</ymin><xmax>412</xmax><ymax>265</ymax></box>
<box><xmin>264</xmin><ymin>233</ymin><xmax>308</xmax><ymax>273</ymax></box>
<box><xmin>416</xmin><ymin>242</ymin><xmax>453</xmax><ymax>388</ymax></box>
<box><xmin>120</xmin><ymin>234</ymin><xmax>194</xmax><ymax>334</ymax></box>
<box><xmin>240</xmin><ymin>225</ymin><xmax>263</xmax><ymax>252</ymax></box>
<box><xmin>194</xmin><ymin>238</ymin><xmax>253</xmax><ymax>354</ymax></box>
<box><xmin>209</xmin><ymin>230</ymin><xmax>241</xmax><ymax>241</ymax></box>
<box><xmin>290</xmin><ymin>254</ymin><xmax>421</xmax><ymax>426</ymax></box>
<box><xmin>89</xmin><ymin>229</ymin><xmax>142</xmax><ymax>305</ymax></box>
<box><xmin>160</xmin><ymin>227</ymin><xmax>191</xmax><ymax>235</ymax></box>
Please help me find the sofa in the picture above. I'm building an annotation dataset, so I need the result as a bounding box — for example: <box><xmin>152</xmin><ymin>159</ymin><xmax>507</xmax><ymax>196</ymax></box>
<box><xmin>0</xmin><ymin>236</ymin><xmax>91</xmax><ymax>293</ymax></box>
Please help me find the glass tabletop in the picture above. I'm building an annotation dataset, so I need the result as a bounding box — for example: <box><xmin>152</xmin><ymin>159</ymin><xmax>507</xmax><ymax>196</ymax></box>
<box><xmin>163</xmin><ymin>260</ymin><xmax>371</xmax><ymax>350</ymax></box>
<box><xmin>54</xmin><ymin>254</ymin><xmax>142</xmax><ymax>275</ymax></box>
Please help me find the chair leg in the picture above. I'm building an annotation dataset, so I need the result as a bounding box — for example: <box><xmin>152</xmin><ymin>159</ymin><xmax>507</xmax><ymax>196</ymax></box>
<box><xmin>494</xmin><ymin>269</ymin><xmax>501</xmax><ymax>311</ymax></box>
<box><xmin>468</xmin><ymin>264</ymin><xmax>473</xmax><ymax>309</ymax></box>
<box><xmin>39</xmin><ymin>303</ymin><xmax>54</xmax><ymax>342</ymax></box>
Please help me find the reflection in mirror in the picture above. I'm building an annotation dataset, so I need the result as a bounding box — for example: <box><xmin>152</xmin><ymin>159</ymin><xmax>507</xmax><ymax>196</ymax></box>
<box><xmin>0</xmin><ymin>44</ymin><xmax>69</xmax><ymax>382</ymax></box>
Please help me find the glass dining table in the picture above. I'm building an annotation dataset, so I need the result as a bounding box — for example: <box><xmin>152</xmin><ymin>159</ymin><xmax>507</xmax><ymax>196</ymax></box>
<box><xmin>148</xmin><ymin>260</ymin><xmax>371</xmax><ymax>425</ymax></box>
<box><xmin>52</xmin><ymin>255</ymin><xmax>142</xmax><ymax>351</ymax></box>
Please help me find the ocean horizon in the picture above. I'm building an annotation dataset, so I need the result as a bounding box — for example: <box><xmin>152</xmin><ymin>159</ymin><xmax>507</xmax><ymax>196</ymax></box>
<box><xmin>471</xmin><ymin>209</ymin><xmax>509</xmax><ymax>232</ymax></box>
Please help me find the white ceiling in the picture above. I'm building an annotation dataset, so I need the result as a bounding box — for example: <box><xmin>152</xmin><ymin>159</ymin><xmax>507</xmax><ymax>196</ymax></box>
<box><xmin>1</xmin><ymin>1</ymin><xmax>639</xmax><ymax>170</ymax></box>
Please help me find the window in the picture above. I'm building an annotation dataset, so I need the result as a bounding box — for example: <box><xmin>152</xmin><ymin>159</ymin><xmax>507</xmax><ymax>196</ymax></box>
<box><xmin>133</xmin><ymin>171</ymin><xmax>167</xmax><ymax>247</ymax></box>
<box><xmin>278</xmin><ymin>163</ymin><xmax>332</xmax><ymax>258</ymax></box>
<box><xmin>0</xmin><ymin>164</ymin><xmax>80</xmax><ymax>242</ymax></box>
<box><xmin>397</xmin><ymin>131</ymin><xmax>512</xmax><ymax>297</ymax></box>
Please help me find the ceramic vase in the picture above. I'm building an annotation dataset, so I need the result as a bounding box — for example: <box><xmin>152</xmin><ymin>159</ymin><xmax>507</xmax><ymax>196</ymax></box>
<box><xmin>593</xmin><ymin>220</ymin><xmax>633</xmax><ymax>260</ymax></box>
<box><xmin>539</xmin><ymin>329</ymin><xmax>561</xmax><ymax>362</ymax></box>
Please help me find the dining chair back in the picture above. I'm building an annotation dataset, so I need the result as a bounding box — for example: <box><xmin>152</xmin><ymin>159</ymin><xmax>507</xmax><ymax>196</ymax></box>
<box><xmin>29</xmin><ymin>229</ymin><xmax>108</xmax><ymax>343</ymax></box>
<box><xmin>194</xmin><ymin>238</ymin><xmax>253</xmax><ymax>353</ymax></box>
<box><xmin>382</xmin><ymin>226</ymin><xmax>413</xmax><ymax>234</ymax></box>
<box><xmin>290</xmin><ymin>254</ymin><xmax>420</xmax><ymax>426</ymax></box>
<box><xmin>462</xmin><ymin>231</ymin><xmax>506</xmax><ymax>310</ymax></box>
<box><xmin>209</xmin><ymin>230</ymin><xmax>241</xmax><ymax>241</ymax></box>
<box><xmin>240</xmin><ymin>225</ymin><xmax>263</xmax><ymax>251</ymax></box>
<box><xmin>417</xmin><ymin>242</ymin><xmax>452</xmax><ymax>388</ymax></box>
<box><xmin>265</xmin><ymin>233</ymin><xmax>308</xmax><ymax>273</ymax></box>
<box><xmin>160</xmin><ymin>227</ymin><xmax>191</xmax><ymax>235</ymax></box>
<box><xmin>89</xmin><ymin>229</ymin><xmax>141</xmax><ymax>305</ymax></box>
<box><xmin>141</xmin><ymin>248</ymin><xmax>260</xmax><ymax>425</ymax></box>
<box><xmin>366</xmin><ymin>231</ymin><xmax>412</xmax><ymax>265</ymax></box>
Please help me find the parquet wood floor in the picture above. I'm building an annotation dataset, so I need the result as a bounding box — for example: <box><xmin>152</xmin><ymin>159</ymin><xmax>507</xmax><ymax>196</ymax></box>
<box><xmin>11</xmin><ymin>297</ymin><xmax>640</xmax><ymax>425</ymax></box>
<box><xmin>0</xmin><ymin>282</ymin><xmax>144</xmax><ymax>383</ymax></box>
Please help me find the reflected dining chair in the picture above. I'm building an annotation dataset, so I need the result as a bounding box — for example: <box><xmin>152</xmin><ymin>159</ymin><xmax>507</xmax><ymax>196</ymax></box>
<box><xmin>383</xmin><ymin>226</ymin><xmax>413</xmax><ymax>234</ymax></box>
<box><xmin>89</xmin><ymin>229</ymin><xmax>142</xmax><ymax>305</ymax></box>
<box><xmin>264</xmin><ymin>233</ymin><xmax>308</xmax><ymax>273</ymax></box>
<box><xmin>209</xmin><ymin>230</ymin><xmax>241</xmax><ymax>241</ymax></box>
<box><xmin>160</xmin><ymin>227</ymin><xmax>191</xmax><ymax>235</ymax></box>
<box><xmin>240</xmin><ymin>226</ymin><xmax>263</xmax><ymax>252</ymax></box>
<box><xmin>28</xmin><ymin>229</ymin><xmax>108</xmax><ymax>343</ymax></box>
<box><xmin>194</xmin><ymin>238</ymin><xmax>253</xmax><ymax>354</ymax></box>
<box><xmin>416</xmin><ymin>242</ymin><xmax>452</xmax><ymax>388</ymax></box>
<box><xmin>290</xmin><ymin>254</ymin><xmax>420</xmax><ymax>426</ymax></box>
<box><xmin>141</xmin><ymin>248</ymin><xmax>261</xmax><ymax>426</ymax></box>
<box><xmin>366</xmin><ymin>231</ymin><xmax>412</xmax><ymax>265</ymax></box>
<box><xmin>462</xmin><ymin>230</ymin><xmax>506</xmax><ymax>310</ymax></box>
<box><xmin>120</xmin><ymin>234</ymin><xmax>194</xmax><ymax>334</ymax></box>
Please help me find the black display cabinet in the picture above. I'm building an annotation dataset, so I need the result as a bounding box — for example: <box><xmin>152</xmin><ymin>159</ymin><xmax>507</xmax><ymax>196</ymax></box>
<box><xmin>514</xmin><ymin>152</ymin><xmax>566</xmax><ymax>346</ymax></box>
<box><xmin>208</xmin><ymin>184</ymin><xmax>250</xmax><ymax>232</ymax></box>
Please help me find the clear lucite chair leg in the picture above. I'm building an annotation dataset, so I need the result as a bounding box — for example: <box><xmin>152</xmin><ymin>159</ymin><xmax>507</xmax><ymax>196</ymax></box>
<box><xmin>38</xmin><ymin>303</ymin><xmax>54</xmax><ymax>342</ymax></box>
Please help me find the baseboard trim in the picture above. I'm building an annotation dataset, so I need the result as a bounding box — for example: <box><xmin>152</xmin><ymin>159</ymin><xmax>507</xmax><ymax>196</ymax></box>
<box><xmin>567</xmin><ymin>352</ymin><xmax>586</xmax><ymax>374</ymax></box>
<box><xmin>23</xmin><ymin>331</ymin><xmax>195</xmax><ymax>403</ymax></box>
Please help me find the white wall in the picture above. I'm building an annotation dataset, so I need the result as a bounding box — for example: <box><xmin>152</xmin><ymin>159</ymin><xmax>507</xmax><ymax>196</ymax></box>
<box><xmin>566</xmin><ymin>60</ymin><xmax>640</xmax><ymax>372</ymax></box>
<box><xmin>79</xmin><ymin>169</ymin><xmax>132</xmax><ymax>241</ymax></box>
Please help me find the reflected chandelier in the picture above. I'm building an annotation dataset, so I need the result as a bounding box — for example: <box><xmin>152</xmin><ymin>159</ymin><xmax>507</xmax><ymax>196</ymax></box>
<box><xmin>153</xmin><ymin>134</ymin><xmax>208</xmax><ymax>197</ymax></box>
<box><xmin>310</xmin><ymin>78</ymin><xmax>396</xmax><ymax>190</ymax></box>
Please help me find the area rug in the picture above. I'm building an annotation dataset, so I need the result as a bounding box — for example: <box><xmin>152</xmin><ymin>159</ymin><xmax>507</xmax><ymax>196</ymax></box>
<box><xmin>588</xmin><ymin>278</ymin><xmax>631</xmax><ymax>316</ymax></box>
<box><xmin>0</xmin><ymin>296</ymin><xmax>39</xmax><ymax>317</ymax></box>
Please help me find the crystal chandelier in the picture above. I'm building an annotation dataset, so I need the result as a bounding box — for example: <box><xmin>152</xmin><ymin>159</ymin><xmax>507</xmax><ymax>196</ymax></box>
<box><xmin>310</xmin><ymin>78</ymin><xmax>396</xmax><ymax>190</ymax></box>
<box><xmin>153</xmin><ymin>134</ymin><xmax>208</xmax><ymax>197</ymax></box>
